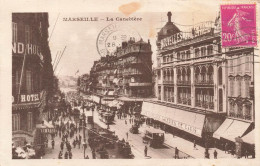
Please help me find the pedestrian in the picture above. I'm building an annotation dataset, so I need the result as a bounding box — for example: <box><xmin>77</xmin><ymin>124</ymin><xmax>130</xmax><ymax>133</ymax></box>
<box><xmin>60</xmin><ymin>141</ymin><xmax>64</xmax><ymax>151</ymax></box>
<box><xmin>125</xmin><ymin>120</ymin><xmax>127</xmax><ymax>125</ymax></box>
<box><xmin>126</xmin><ymin>132</ymin><xmax>128</xmax><ymax>140</ymax></box>
<box><xmin>175</xmin><ymin>147</ymin><xmax>179</xmax><ymax>159</ymax></box>
<box><xmin>214</xmin><ymin>150</ymin><xmax>218</xmax><ymax>159</ymax></box>
<box><xmin>193</xmin><ymin>140</ymin><xmax>196</xmax><ymax>150</ymax></box>
<box><xmin>79</xmin><ymin>134</ymin><xmax>82</xmax><ymax>143</ymax></box>
<box><xmin>58</xmin><ymin>151</ymin><xmax>63</xmax><ymax>159</ymax></box>
<box><xmin>64</xmin><ymin>151</ymin><xmax>68</xmax><ymax>159</ymax></box>
<box><xmin>73</xmin><ymin>139</ymin><xmax>76</xmax><ymax>148</ymax></box>
<box><xmin>144</xmin><ymin>145</ymin><xmax>148</xmax><ymax>157</ymax></box>
<box><xmin>69</xmin><ymin>151</ymin><xmax>72</xmax><ymax>159</ymax></box>
<box><xmin>78</xmin><ymin>139</ymin><xmax>81</xmax><ymax>149</ymax></box>
<box><xmin>92</xmin><ymin>149</ymin><xmax>96</xmax><ymax>159</ymax></box>
<box><xmin>51</xmin><ymin>139</ymin><xmax>55</xmax><ymax>149</ymax></box>
<box><xmin>129</xmin><ymin>118</ymin><xmax>131</xmax><ymax>124</ymax></box>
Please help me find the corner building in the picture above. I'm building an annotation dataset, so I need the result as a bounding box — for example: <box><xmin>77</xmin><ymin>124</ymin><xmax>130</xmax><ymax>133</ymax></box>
<box><xmin>143</xmin><ymin>12</ymin><xmax>255</xmax><ymax>153</ymax></box>
<box><xmin>12</xmin><ymin>13</ymin><xmax>53</xmax><ymax>147</ymax></box>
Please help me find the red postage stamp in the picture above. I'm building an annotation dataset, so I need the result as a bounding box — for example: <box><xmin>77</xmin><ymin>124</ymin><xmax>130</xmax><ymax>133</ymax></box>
<box><xmin>221</xmin><ymin>4</ymin><xmax>257</xmax><ymax>47</ymax></box>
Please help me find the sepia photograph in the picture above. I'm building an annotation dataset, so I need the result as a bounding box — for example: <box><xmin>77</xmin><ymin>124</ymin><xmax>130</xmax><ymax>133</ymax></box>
<box><xmin>1</xmin><ymin>0</ymin><xmax>258</xmax><ymax>164</ymax></box>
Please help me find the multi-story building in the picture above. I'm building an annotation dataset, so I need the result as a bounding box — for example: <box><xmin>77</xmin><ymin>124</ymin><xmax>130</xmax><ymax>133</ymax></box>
<box><xmin>143</xmin><ymin>12</ymin><xmax>255</xmax><ymax>153</ymax></box>
<box><xmin>89</xmin><ymin>38</ymin><xmax>152</xmax><ymax>112</ymax></box>
<box><xmin>12</xmin><ymin>13</ymin><xmax>54</xmax><ymax>147</ymax></box>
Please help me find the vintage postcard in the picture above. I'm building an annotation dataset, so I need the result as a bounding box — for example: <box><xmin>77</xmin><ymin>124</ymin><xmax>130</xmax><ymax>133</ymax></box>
<box><xmin>0</xmin><ymin>0</ymin><xmax>260</xmax><ymax>166</ymax></box>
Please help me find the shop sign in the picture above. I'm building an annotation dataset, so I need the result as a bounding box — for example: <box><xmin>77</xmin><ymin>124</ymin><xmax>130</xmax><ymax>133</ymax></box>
<box><xmin>161</xmin><ymin>21</ymin><xmax>213</xmax><ymax>49</ymax></box>
<box><xmin>12</xmin><ymin>93</ymin><xmax>40</xmax><ymax>104</ymax></box>
<box><xmin>143</xmin><ymin>110</ymin><xmax>202</xmax><ymax>136</ymax></box>
<box><xmin>12</xmin><ymin>42</ymin><xmax>43</xmax><ymax>61</ymax></box>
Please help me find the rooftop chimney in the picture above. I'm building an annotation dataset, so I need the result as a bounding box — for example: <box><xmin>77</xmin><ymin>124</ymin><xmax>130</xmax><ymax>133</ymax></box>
<box><xmin>167</xmin><ymin>11</ymin><xmax>172</xmax><ymax>23</ymax></box>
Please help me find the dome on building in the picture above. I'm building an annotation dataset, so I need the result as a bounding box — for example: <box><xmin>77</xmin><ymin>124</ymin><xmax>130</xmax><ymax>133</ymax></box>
<box><xmin>157</xmin><ymin>12</ymin><xmax>180</xmax><ymax>41</ymax></box>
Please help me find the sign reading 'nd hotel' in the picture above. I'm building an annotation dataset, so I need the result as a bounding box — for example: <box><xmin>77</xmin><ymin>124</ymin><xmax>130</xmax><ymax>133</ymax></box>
<box><xmin>12</xmin><ymin>42</ymin><xmax>44</xmax><ymax>61</ymax></box>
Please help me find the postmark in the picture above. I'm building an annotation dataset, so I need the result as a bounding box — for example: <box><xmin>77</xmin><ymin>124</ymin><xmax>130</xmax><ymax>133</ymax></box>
<box><xmin>221</xmin><ymin>4</ymin><xmax>257</xmax><ymax>47</ymax></box>
<box><xmin>96</xmin><ymin>23</ymin><xmax>141</xmax><ymax>57</ymax></box>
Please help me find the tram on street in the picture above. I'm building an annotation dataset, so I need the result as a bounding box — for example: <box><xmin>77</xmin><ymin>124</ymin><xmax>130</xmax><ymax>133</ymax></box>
<box><xmin>142</xmin><ymin>128</ymin><xmax>165</xmax><ymax>148</ymax></box>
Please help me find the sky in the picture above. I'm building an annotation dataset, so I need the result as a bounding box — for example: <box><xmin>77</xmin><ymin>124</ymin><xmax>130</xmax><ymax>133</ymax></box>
<box><xmin>48</xmin><ymin>0</ymin><xmax>219</xmax><ymax>77</ymax></box>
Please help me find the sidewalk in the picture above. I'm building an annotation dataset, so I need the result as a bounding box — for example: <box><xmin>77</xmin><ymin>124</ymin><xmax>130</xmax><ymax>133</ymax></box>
<box><xmin>139</xmin><ymin>124</ymin><xmax>236</xmax><ymax>159</ymax></box>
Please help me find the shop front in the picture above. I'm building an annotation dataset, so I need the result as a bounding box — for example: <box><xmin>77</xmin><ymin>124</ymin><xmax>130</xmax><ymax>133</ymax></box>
<box><xmin>213</xmin><ymin>118</ymin><xmax>253</xmax><ymax>156</ymax></box>
<box><xmin>141</xmin><ymin>101</ymin><xmax>223</xmax><ymax>147</ymax></box>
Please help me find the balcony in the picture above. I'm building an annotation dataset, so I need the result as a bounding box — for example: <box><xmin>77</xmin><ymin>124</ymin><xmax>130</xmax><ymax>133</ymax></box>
<box><xmin>178</xmin><ymin>97</ymin><xmax>191</xmax><ymax>106</ymax></box>
<box><xmin>129</xmin><ymin>82</ymin><xmax>152</xmax><ymax>87</ymax></box>
<box><xmin>176</xmin><ymin>80</ymin><xmax>191</xmax><ymax>85</ymax></box>
<box><xmin>195</xmin><ymin>100</ymin><xmax>214</xmax><ymax>110</ymax></box>
<box><xmin>229</xmin><ymin>112</ymin><xmax>252</xmax><ymax>121</ymax></box>
<box><xmin>163</xmin><ymin>80</ymin><xmax>174</xmax><ymax>84</ymax></box>
<box><xmin>194</xmin><ymin>79</ymin><xmax>214</xmax><ymax>86</ymax></box>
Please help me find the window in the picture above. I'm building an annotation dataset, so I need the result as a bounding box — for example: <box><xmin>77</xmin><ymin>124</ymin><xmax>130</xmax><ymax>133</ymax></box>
<box><xmin>186</xmin><ymin>51</ymin><xmax>190</xmax><ymax>59</ymax></box>
<box><xmin>207</xmin><ymin>45</ymin><xmax>213</xmax><ymax>55</ymax></box>
<box><xmin>201</xmin><ymin>47</ymin><xmax>206</xmax><ymax>56</ymax></box>
<box><xmin>245</xmin><ymin>56</ymin><xmax>250</xmax><ymax>71</ymax></box>
<box><xmin>12</xmin><ymin>114</ymin><xmax>20</xmax><ymax>131</ymax></box>
<box><xmin>12</xmin><ymin>22</ymin><xmax>17</xmax><ymax>42</ymax></box>
<box><xmin>27</xmin><ymin>112</ymin><xmax>33</xmax><ymax>131</ymax></box>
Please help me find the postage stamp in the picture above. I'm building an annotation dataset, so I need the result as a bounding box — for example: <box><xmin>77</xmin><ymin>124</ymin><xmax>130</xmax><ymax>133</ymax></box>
<box><xmin>221</xmin><ymin>4</ymin><xmax>257</xmax><ymax>47</ymax></box>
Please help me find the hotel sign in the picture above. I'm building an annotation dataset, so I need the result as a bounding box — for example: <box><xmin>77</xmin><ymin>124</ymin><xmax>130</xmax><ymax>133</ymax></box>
<box><xmin>12</xmin><ymin>42</ymin><xmax>43</xmax><ymax>61</ymax></box>
<box><xmin>12</xmin><ymin>93</ymin><xmax>40</xmax><ymax>104</ymax></box>
<box><xmin>161</xmin><ymin>21</ymin><xmax>213</xmax><ymax>49</ymax></box>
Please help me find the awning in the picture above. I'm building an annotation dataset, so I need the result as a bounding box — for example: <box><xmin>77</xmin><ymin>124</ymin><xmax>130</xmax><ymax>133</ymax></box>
<box><xmin>213</xmin><ymin>119</ymin><xmax>233</xmax><ymax>139</ymax></box>
<box><xmin>242</xmin><ymin>130</ymin><xmax>254</xmax><ymax>145</ymax></box>
<box><xmin>213</xmin><ymin>118</ymin><xmax>251</xmax><ymax>142</ymax></box>
<box><xmin>141</xmin><ymin>101</ymin><xmax>205</xmax><ymax>137</ymax></box>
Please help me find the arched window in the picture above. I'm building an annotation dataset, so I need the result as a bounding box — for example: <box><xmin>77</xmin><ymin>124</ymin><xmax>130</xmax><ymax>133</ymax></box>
<box><xmin>208</xmin><ymin>65</ymin><xmax>213</xmax><ymax>84</ymax></box>
<box><xmin>201</xmin><ymin>66</ymin><xmax>206</xmax><ymax>83</ymax></box>
<box><xmin>177</xmin><ymin>69</ymin><xmax>181</xmax><ymax>83</ymax></box>
<box><xmin>195</xmin><ymin>67</ymin><xmax>200</xmax><ymax>83</ymax></box>
<box><xmin>187</xmin><ymin>68</ymin><xmax>191</xmax><ymax>83</ymax></box>
<box><xmin>218</xmin><ymin>67</ymin><xmax>222</xmax><ymax>85</ymax></box>
<box><xmin>182</xmin><ymin>69</ymin><xmax>186</xmax><ymax>82</ymax></box>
